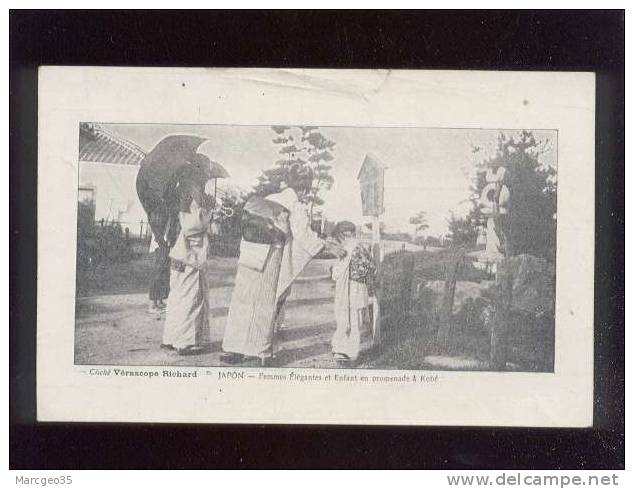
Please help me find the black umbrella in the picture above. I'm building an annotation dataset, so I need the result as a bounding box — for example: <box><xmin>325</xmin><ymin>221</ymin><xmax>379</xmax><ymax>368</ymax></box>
<box><xmin>207</xmin><ymin>157</ymin><xmax>230</xmax><ymax>207</ymax></box>
<box><xmin>209</xmin><ymin>158</ymin><xmax>230</xmax><ymax>180</ymax></box>
<box><xmin>137</xmin><ymin>135</ymin><xmax>207</xmax><ymax>205</ymax></box>
<box><xmin>136</xmin><ymin>135</ymin><xmax>206</xmax><ymax>245</ymax></box>
<box><xmin>186</xmin><ymin>153</ymin><xmax>230</xmax><ymax>200</ymax></box>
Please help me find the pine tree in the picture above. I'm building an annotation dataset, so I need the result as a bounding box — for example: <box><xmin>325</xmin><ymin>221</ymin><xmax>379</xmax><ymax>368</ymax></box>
<box><xmin>254</xmin><ymin>126</ymin><xmax>336</xmax><ymax>223</ymax></box>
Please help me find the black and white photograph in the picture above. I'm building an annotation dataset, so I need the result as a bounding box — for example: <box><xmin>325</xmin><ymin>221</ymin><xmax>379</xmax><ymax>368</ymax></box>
<box><xmin>34</xmin><ymin>66</ymin><xmax>594</xmax><ymax>428</ymax></box>
<box><xmin>11</xmin><ymin>9</ymin><xmax>623</xmax><ymax>472</ymax></box>
<box><xmin>75</xmin><ymin>123</ymin><xmax>557</xmax><ymax>372</ymax></box>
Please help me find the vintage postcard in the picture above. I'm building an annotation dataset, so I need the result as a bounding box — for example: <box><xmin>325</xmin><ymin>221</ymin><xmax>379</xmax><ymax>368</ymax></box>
<box><xmin>37</xmin><ymin>68</ymin><xmax>594</xmax><ymax>426</ymax></box>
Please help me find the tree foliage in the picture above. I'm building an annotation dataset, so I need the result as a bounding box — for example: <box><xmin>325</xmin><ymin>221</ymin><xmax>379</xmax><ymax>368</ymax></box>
<box><xmin>446</xmin><ymin>212</ymin><xmax>479</xmax><ymax>248</ymax></box>
<box><xmin>216</xmin><ymin>191</ymin><xmax>246</xmax><ymax>240</ymax></box>
<box><xmin>409</xmin><ymin>211</ymin><xmax>430</xmax><ymax>233</ymax></box>
<box><xmin>254</xmin><ymin>126</ymin><xmax>336</xmax><ymax>221</ymax></box>
<box><xmin>464</xmin><ymin>130</ymin><xmax>557</xmax><ymax>259</ymax></box>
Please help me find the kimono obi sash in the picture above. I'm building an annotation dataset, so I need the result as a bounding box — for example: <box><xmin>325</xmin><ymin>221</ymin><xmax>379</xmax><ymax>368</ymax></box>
<box><xmin>238</xmin><ymin>240</ymin><xmax>277</xmax><ymax>273</ymax></box>
<box><xmin>169</xmin><ymin>202</ymin><xmax>212</xmax><ymax>270</ymax></box>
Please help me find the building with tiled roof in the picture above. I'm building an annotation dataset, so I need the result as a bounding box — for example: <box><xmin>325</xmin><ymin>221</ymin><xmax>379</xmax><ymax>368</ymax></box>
<box><xmin>79</xmin><ymin>123</ymin><xmax>146</xmax><ymax>165</ymax></box>
<box><xmin>77</xmin><ymin>123</ymin><xmax>237</xmax><ymax>238</ymax></box>
<box><xmin>78</xmin><ymin>123</ymin><xmax>149</xmax><ymax>236</ymax></box>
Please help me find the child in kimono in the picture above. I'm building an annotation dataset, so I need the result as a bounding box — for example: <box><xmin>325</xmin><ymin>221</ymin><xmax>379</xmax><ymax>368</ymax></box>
<box><xmin>330</xmin><ymin>221</ymin><xmax>376</xmax><ymax>365</ymax></box>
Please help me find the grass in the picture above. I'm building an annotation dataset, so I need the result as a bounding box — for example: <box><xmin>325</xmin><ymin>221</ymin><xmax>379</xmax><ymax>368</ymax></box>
<box><xmin>368</xmin><ymin>248</ymin><xmax>554</xmax><ymax>372</ymax></box>
<box><xmin>76</xmin><ymin>253</ymin><xmax>154</xmax><ymax>297</ymax></box>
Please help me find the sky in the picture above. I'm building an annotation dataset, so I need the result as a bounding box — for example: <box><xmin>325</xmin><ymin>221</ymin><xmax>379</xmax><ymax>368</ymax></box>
<box><xmin>105</xmin><ymin>123</ymin><xmax>557</xmax><ymax>236</ymax></box>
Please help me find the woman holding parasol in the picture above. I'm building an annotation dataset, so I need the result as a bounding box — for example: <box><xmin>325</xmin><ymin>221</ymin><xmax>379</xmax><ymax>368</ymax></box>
<box><xmin>136</xmin><ymin>135</ymin><xmax>207</xmax><ymax>314</ymax></box>
<box><xmin>160</xmin><ymin>152</ymin><xmax>230</xmax><ymax>355</ymax></box>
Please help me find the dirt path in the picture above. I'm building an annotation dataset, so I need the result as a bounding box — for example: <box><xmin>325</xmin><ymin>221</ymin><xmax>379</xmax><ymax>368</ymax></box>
<box><xmin>75</xmin><ymin>258</ymin><xmax>342</xmax><ymax>368</ymax></box>
<box><xmin>75</xmin><ymin>251</ymin><xmax>516</xmax><ymax>371</ymax></box>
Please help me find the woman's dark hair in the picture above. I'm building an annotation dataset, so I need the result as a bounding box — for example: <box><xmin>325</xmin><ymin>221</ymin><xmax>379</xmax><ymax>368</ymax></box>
<box><xmin>175</xmin><ymin>163</ymin><xmax>208</xmax><ymax>211</ymax></box>
<box><xmin>333</xmin><ymin>221</ymin><xmax>356</xmax><ymax>239</ymax></box>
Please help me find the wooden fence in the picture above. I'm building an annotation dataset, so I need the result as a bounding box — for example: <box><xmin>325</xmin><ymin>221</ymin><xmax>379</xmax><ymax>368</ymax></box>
<box><xmin>378</xmin><ymin>249</ymin><xmax>416</xmax><ymax>328</ymax></box>
<box><xmin>377</xmin><ymin>247</ymin><xmax>555</xmax><ymax>371</ymax></box>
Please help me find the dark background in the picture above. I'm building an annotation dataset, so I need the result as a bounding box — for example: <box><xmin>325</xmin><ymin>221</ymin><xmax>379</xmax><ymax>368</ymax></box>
<box><xmin>10</xmin><ymin>10</ymin><xmax>624</xmax><ymax>469</ymax></box>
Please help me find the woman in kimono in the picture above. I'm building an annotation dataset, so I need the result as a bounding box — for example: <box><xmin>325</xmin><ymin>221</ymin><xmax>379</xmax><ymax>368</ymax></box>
<box><xmin>272</xmin><ymin>190</ymin><xmax>327</xmax><ymax>332</ymax></box>
<box><xmin>220</xmin><ymin>194</ymin><xmax>291</xmax><ymax>366</ymax></box>
<box><xmin>330</xmin><ymin>221</ymin><xmax>376</xmax><ymax>365</ymax></box>
<box><xmin>161</xmin><ymin>163</ymin><xmax>216</xmax><ymax>355</ymax></box>
<box><xmin>221</xmin><ymin>188</ymin><xmax>327</xmax><ymax>366</ymax></box>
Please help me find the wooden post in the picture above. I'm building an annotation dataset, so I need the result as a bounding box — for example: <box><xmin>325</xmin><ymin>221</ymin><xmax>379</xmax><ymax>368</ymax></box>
<box><xmin>437</xmin><ymin>248</ymin><xmax>465</xmax><ymax>348</ymax></box>
<box><xmin>371</xmin><ymin>215</ymin><xmax>382</xmax><ymax>346</ymax></box>
<box><xmin>401</xmin><ymin>253</ymin><xmax>415</xmax><ymax>319</ymax></box>
<box><xmin>490</xmin><ymin>258</ymin><xmax>513</xmax><ymax>370</ymax></box>
<box><xmin>371</xmin><ymin>216</ymin><xmax>381</xmax><ymax>263</ymax></box>
<box><xmin>357</xmin><ymin>153</ymin><xmax>387</xmax><ymax>348</ymax></box>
